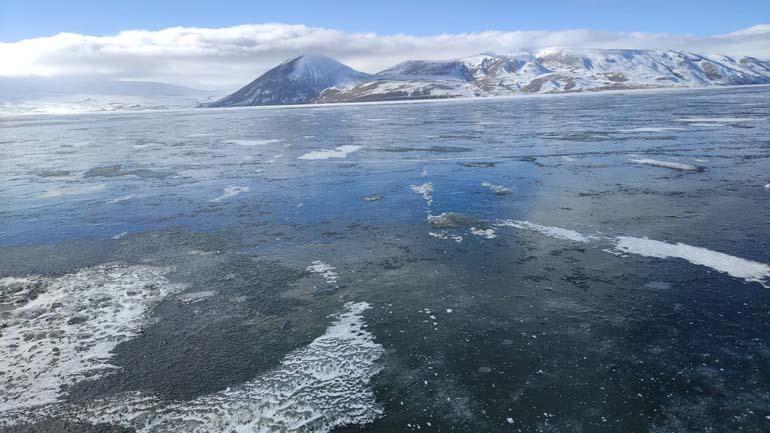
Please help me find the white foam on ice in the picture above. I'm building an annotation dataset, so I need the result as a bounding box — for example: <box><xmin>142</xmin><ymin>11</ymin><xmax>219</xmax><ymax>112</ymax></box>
<box><xmin>40</xmin><ymin>183</ymin><xmax>106</xmax><ymax>198</ymax></box>
<box><xmin>470</xmin><ymin>227</ymin><xmax>497</xmax><ymax>239</ymax></box>
<box><xmin>496</xmin><ymin>220</ymin><xmax>595</xmax><ymax>243</ymax></box>
<box><xmin>307</xmin><ymin>260</ymin><xmax>340</xmax><ymax>285</ymax></box>
<box><xmin>298</xmin><ymin>145</ymin><xmax>361</xmax><ymax>160</ymax></box>
<box><xmin>0</xmin><ymin>264</ymin><xmax>183</xmax><ymax>412</ymax></box>
<box><xmin>224</xmin><ymin>139</ymin><xmax>283</xmax><ymax>146</ymax></box>
<box><xmin>411</xmin><ymin>182</ymin><xmax>434</xmax><ymax>207</ymax></box>
<box><xmin>2</xmin><ymin>302</ymin><xmax>385</xmax><ymax>433</ymax></box>
<box><xmin>612</xmin><ymin>237</ymin><xmax>770</xmax><ymax>287</ymax></box>
<box><xmin>210</xmin><ymin>186</ymin><xmax>249</xmax><ymax>202</ymax></box>
<box><xmin>629</xmin><ymin>158</ymin><xmax>703</xmax><ymax>172</ymax></box>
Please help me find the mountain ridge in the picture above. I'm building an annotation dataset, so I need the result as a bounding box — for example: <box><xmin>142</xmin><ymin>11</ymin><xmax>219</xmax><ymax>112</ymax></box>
<box><xmin>207</xmin><ymin>49</ymin><xmax>770</xmax><ymax>107</ymax></box>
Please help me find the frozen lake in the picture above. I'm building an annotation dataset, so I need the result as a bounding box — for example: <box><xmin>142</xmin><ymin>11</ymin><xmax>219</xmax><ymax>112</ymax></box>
<box><xmin>1</xmin><ymin>86</ymin><xmax>770</xmax><ymax>432</ymax></box>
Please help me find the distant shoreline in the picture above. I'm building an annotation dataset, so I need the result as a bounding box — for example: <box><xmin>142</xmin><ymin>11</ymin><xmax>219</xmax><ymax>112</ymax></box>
<box><xmin>3</xmin><ymin>83</ymin><xmax>770</xmax><ymax>118</ymax></box>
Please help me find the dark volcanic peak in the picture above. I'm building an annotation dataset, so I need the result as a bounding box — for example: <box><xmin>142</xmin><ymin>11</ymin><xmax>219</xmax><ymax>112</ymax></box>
<box><xmin>206</xmin><ymin>54</ymin><xmax>371</xmax><ymax>107</ymax></box>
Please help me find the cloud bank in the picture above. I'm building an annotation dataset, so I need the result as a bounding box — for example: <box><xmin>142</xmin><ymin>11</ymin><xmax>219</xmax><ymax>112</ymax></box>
<box><xmin>2</xmin><ymin>23</ymin><xmax>769</xmax><ymax>89</ymax></box>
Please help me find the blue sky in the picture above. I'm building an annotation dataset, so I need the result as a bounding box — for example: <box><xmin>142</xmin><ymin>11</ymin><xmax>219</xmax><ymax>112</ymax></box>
<box><xmin>2</xmin><ymin>0</ymin><xmax>768</xmax><ymax>41</ymax></box>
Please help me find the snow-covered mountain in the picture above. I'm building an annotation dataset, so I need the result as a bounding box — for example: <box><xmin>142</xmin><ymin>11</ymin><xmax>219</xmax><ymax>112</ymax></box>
<box><xmin>205</xmin><ymin>54</ymin><xmax>372</xmax><ymax>107</ymax></box>
<box><xmin>211</xmin><ymin>49</ymin><xmax>770</xmax><ymax>107</ymax></box>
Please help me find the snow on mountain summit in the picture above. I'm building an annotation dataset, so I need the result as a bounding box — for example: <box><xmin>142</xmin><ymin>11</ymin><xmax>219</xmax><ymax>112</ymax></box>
<box><xmin>210</xmin><ymin>49</ymin><xmax>770</xmax><ymax>107</ymax></box>
<box><xmin>207</xmin><ymin>54</ymin><xmax>371</xmax><ymax>107</ymax></box>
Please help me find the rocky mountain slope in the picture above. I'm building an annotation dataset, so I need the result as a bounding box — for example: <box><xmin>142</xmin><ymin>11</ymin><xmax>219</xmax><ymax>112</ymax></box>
<box><xmin>210</xmin><ymin>49</ymin><xmax>770</xmax><ymax>107</ymax></box>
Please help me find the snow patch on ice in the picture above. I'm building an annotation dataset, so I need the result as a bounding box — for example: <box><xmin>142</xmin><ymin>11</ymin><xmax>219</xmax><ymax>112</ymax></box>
<box><xmin>107</xmin><ymin>194</ymin><xmax>136</xmax><ymax>204</ymax></box>
<box><xmin>0</xmin><ymin>264</ymin><xmax>183</xmax><ymax>412</ymax></box>
<box><xmin>612</xmin><ymin>236</ymin><xmax>770</xmax><ymax>287</ymax></box>
<box><xmin>307</xmin><ymin>260</ymin><xmax>340</xmax><ymax>285</ymax></box>
<box><xmin>470</xmin><ymin>227</ymin><xmax>497</xmax><ymax>239</ymax></box>
<box><xmin>481</xmin><ymin>182</ymin><xmax>512</xmax><ymax>195</ymax></box>
<box><xmin>211</xmin><ymin>186</ymin><xmax>249</xmax><ymax>202</ymax></box>
<box><xmin>298</xmin><ymin>145</ymin><xmax>361</xmax><ymax>160</ymax></box>
<box><xmin>1</xmin><ymin>302</ymin><xmax>384</xmax><ymax>433</ymax></box>
<box><xmin>496</xmin><ymin>220</ymin><xmax>594</xmax><ymax>243</ymax></box>
<box><xmin>411</xmin><ymin>182</ymin><xmax>434</xmax><ymax>207</ymax></box>
<box><xmin>629</xmin><ymin>158</ymin><xmax>704</xmax><ymax>172</ymax></box>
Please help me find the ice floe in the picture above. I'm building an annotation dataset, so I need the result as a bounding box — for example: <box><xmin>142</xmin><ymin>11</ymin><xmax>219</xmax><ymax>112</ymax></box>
<box><xmin>298</xmin><ymin>145</ymin><xmax>361</xmax><ymax>160</ymax></box>
<box><xmin>0</xmin><ymin>264</ymin><xmax>183</xmax><ymax>412</ymax></box>
<box><xmin>496</xmin><ymin>220</ymin><xmax>595</xmax><ymax>243</ymax></box>
<box><xmin>612</xmin><ymin>236</ymin><xmax>770</xmax><ymax>287</ymax></box>
<box><xmin>307</xmin><ymin>260</ymin><xmax>340</xmax><ymax>285</ymax></box>
<box><xmin>211</xmin><ymin>186</ymin><xmax>249</xmax><ymax>202</ymax></box>
<box><xmin>1</xmin><ymin>302</ymin><xmax>384</xmax><ymax>433</ymax></box>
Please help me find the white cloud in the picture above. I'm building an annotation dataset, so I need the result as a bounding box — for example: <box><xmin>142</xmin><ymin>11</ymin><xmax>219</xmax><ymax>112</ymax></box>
<box><xmin>1</xmin><ymin>23</ymin><xmax>769</xmax><ymax>89</ymax></box>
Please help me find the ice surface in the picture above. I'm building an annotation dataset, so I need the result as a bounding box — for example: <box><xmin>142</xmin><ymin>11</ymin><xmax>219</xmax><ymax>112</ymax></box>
<box><xmin>40</xmin><ymin>183</ymin><xmax>106</xmax><ymax>198</ymax></box>
<box><xmin>223</xmin><ymin>139</ymin><xmax>283</xmax><ymax>146</ymax></box>
<box><xmin>470</xmin><ymin>227</ymin><xmax>497</xmax><ymax>239</ymax></box>
<box><xmin>0</xmin><ymin>264</ymin><xmax>183</xmax><ymax>412</ymax></box>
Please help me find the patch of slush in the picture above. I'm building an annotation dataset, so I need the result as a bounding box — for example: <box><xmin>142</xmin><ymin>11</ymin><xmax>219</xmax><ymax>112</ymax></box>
<box><xmin>629</xmin><ymin>158</ymin><xmax>704</xmax><ymax>172</ymax></box>
<box><xmin>39</xmin><ymin>183</ymin><xmax>106</xmax><ymax>198</ymax></box>
<box><xmin>0</xmin><ymin>264</ymin><xmax>183</xmax><ymax>412</ymax></box>
<box><xmin>211</xmin><ymin>186</ymin><xmax>249</xmax><ymax>202</ymax></box>
<box><xmin>298</xmin><ymin>145</ymin><xmax>361</xmax><ymax>160</ymax></box>
<box><xmin>496</xmin><ymin>220</ymin><xmax>594</xmax><ymax>243</ymax></box>
<box><xmin>411</xmin><ymin>182</ymin><xmax>434</xmax><ymax>207</ymax></box>
<box><xmin>223</xmin><ymin>139</ymin><xmax>283</xmax><ymax>146</ymax></box>
<box><xmin>1</xmin><ymin>303</ymin><xmax>384</xmax><ymax>433</ymax></box>
<box><xmin>470</xmin><ymin>227</ymin><xmax>497</xmax><ymax>239</ymax></box>
<box><xmin>481</xmin><ymin>182</ymin><xmax>512</xmax><ymax>195</ymax></box>
<box><xmin>613</xmin><ymin>237</ymin><xmax>770</xmax><ymax>287</ymax></box>
<box><xmin>307</xmin><ymin>260</ymin><xmax>340</xmax><ymax>285</ymax></box>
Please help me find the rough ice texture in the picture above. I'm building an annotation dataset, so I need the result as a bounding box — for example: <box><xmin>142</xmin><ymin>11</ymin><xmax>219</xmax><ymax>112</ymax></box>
<box><xmin>307</xmin><ymin>260</ymin><xmax>340</xmax><ymax>285</ymax></box>
<box><xmin>613</xmin><ymin>237</ymin><xmax>770</xmax><ymax>287</ymax></box>
<box><xmin>0</xmin><ymin>264</ymin><xmax>183</xmax><ymax>412</ymax></box>
<box><xmin>2</xmin><ymin>302</ymin><xmax>385</xmax><ymax>433</ymax></box>
<box><xmin>496</xmin><ymin>220</ymin><xmax>594</xmax><ymax>243</ymax></box>
<box><xmin>298</xmin><ymin>145</ymin><xmax>361</xmax><ymax>160</ymax></box>
<box><xmin>629</xmin><ymin>158</ymin><xmax>704</xmax><ymax>172</ymax></box>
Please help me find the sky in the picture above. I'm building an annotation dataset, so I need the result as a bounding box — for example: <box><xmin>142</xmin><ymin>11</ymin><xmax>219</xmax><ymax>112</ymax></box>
<box><xmin>1</xmin><ymin>1</ymin><xmax>769</xmax><ymax>89</ymax></box>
